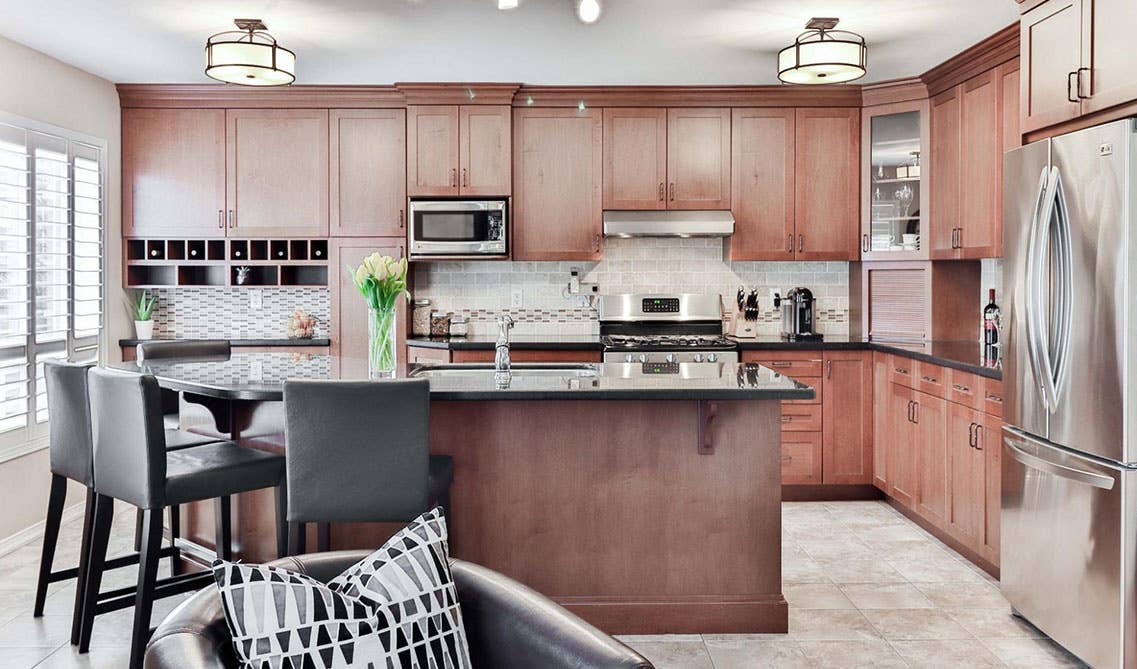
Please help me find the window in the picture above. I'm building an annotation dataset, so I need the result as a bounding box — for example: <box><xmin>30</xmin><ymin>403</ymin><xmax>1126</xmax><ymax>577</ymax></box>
<box><xmin>0</xmin><ymin>117</ymin><xmax>104</xmax><ymax>446</ymax></box>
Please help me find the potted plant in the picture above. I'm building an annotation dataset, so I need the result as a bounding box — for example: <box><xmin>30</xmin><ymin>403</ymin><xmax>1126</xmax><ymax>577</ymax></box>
<box><xmin>129</xmin><ymin>290</ymin><xmax>157</xmax><ymax>340</ymax></box>
<box><xmin>347</xmin><ymin>253</ymin><xmax>409</xmax><ymax>379</ymax></box>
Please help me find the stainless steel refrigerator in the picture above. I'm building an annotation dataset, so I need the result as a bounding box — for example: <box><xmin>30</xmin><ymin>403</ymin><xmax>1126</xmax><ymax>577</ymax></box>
<box><xmin>1002</xmin><ymin>118</ymin><xmax>1137</xmax><ymax>669</ymax></box>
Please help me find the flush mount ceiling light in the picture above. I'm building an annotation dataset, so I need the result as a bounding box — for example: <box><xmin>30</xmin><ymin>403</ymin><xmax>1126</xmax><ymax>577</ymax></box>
<box><xmin>577</xmin><ymin>0</ymin><xmax>601</xmax><ymax>23</ymax></box>
<box><xmin>777</xmin><ymin>17</ymin><xmax>867</xmax><ymax>85</ymax></box>
<box><xmin>498</xmin><ymin>0</ymin><xmax>519</xmax><ymax>9</ymax></box>
<box><xmin>205</xmin><ymin>19</ymin><xmax>295</xmax><ymax>86</ymax></box>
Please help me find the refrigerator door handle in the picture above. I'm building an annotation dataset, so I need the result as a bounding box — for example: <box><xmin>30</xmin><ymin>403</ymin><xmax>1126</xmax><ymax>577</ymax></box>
<box><xmin>1024</xmin><ymin>166</ymin><xmax>1052</xmax><ymax>412</ymax></box>
<box><xmin>1047</xmin><ymin>167</ymin><xmax>1074</xmax><ymax>407</ymax></box>
<box><xmin>1004</xmin><ymin>431</ymin><xmax>1116</xmax><ymax>490</ymax></box>
<box><xmin>1032</xmin><ymin>167</ymin><xmax>1074</xmax><ymax>412</ymax></box>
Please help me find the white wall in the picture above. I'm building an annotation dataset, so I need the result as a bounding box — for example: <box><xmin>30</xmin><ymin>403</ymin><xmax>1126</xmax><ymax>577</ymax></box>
<box><xmin>0</xmin><ymin>34</ymin><xmax>121</xmax><ymax>547</ymax></box>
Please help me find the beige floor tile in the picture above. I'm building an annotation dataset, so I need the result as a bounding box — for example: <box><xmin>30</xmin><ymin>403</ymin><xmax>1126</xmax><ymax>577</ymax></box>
<box><xmin>876</xmin><ymin>543</ymin><xmax>963</xmax><ymax>564</ymax></box>
<box><xmin>840</xmin><ymin>583</ymin><xmax>935</xmax><ymax>610</ymax></box>
<box><xmin>912</xmin><ymin>581</ymin><xmax>1008</xmax><ymax>609</ymax></box>
<box><xmin>783</xmin><ymin>583</ymin><xmax>855</xmax><ymax>610</ymax></box>
<box><xmin>703</xmin><ymin>637</ymin><xmax>810</xmax><ymax>669</ymax></box>
<box><xmin>888</xmin><ymin>557</ymin><xmax>986</xmax><ymax>584</ymax></box>
<box><xmin>797</xmin><ymin>536</ymin><xmax>877</xmax><ymax>562</ymax></box>
<box><xmin>623</xmin><ymin>639</ymin><xmax>713</xmax><ymax>669</ymax></box>
<box><xmin>813</xmin><ymin>558</ymin><xmax>907</xmax><ymax>585</ymax></box>
<box><xmin>890</xmin><ymin>639</ymin><xmax>1004</xmax><ymax>668</ymax></box>
<box><xmin>0</xmin><ymin>646</ymin><xmax>61</xmax><ymax>669</ymax></box>
<box><xmin>0</xmin><ymin>613</ymin><xmax>75</xmax><ymax>648</ymax></box>
<box><xmin>796</xmin><ymin>639</ymin><xmax>909</xmax><ymax>668</ymax></box>
<box><xmin>982</xmin><ymin>637</ymin><xmax>1089</xmax><ymax>668</ymax></box>
<box><xmin>945</xmin><ymin>607</ymin><xmax>1046</xmax><ymax>639</ymax></box>
<box><xmin>787</xmin><ymin>609</ymin><xmax>881</xmax><ymax>641</ymax></box>
<box><xmin>862</xmin><ymin>608</ymin><xmax>974</xmax><ymax>641</ymax></box>
<box><xmin>34</xmin><ymin>645</ymin><xmax>133</xmax><ymax>669</ymax></box>
<box><xmin>783</xmin><ymin>556</ymin><xmax>831</xmax><ymax>584</ymax></box>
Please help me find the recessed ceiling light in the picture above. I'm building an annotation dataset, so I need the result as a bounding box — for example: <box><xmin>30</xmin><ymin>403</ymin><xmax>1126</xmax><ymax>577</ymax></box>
<box><xmin>205</xmin><ymin>19</ymin><xmax>295</xmax><ymax>86</ymax></box>
<box><xmin>577</xmin><ymin>0</ymin><xmax>601</xmax><ymax>24</ymax></box>
<box><xmin>498</xmin><ymin>0</ymin><xmax>519</xmax><ymax>9</ymax></box>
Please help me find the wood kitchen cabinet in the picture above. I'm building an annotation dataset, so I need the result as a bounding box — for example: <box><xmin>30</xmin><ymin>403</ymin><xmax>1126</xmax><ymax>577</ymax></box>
<box><xmin>330</xmin><ymin>238</ymin><xmax>406</xmax><ymax>379</ymax></box>
<box><xmin>887</xmin><ymin>382</ymin><xmax>919</xmax><ymax>507</ymax></box>
<box><xmin>729</xmin><ymin>108</ymin><xmax>795</xmax><ymax>260</ymax></box>
<box><xmin>821</xmin><ymin>351</ymin><xmax>873</xmax><ymax>484</ymax></box>
<box><xmin>329</xmin><ymin>109</ymin><xmax>407</xmax><ymax>237</ymax></box>
<box><xmin>794</xmin><ymin>108</ymin><xmax>860</xmax><ymax>260</ymax></box>
<box><xmin>872</xmin><ymin>353</ymin><xmax>890</xmax><ymax>491</ymax></box>
<box><xmin>407</xmin><ymin>105</ymin><xmax>511</xmax><ymax>197</ymax></box>
<box><xmin>979</xmin><ymin>413</ymin><xmax>1004</xmax><ymax>563</ymax></box>
<box><xmin>947</xmin><ymin>402</ymin><xmax>987</xmax><ymax>547</ymax></box>
<box><xmin>914</xmin><ymin>390</ymin><xmax>949</xmax><ymax>527</ymax></box>
<box><xmin>929</xmin><ymin>87</ymin><xmax>961</xmax><ymax>259</ymax></box>
<box><xmin>603</xmin><ymin>107</ymin><xmax>730</xmax><ymax>211</ymax></box>
<box><xmin>226</xmin><ymin>109</ymin><xmax>329</xmax><ymax>237</ymax></box>
<box><xmin>122</xmin><ymin>108</ymin><xmax>227</xmax><ymax>238</ymax></box>
<box><xmin>512</xmin><ymin>108</ymin><xmax>603</xmax><ymax>261</ymax></box>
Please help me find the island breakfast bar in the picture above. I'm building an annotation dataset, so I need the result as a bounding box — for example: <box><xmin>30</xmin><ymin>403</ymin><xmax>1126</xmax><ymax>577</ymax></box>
<box><xmin>107</xmin><ymin>353</ymin><xmax>812</xmax><ymax>634</ymax></box>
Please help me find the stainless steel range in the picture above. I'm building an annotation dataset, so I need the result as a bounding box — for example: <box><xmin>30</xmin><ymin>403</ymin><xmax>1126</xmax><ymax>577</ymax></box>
<box><xmin>599</xmin><ymin>294</ymin><xmax>738</xmax><ymax>370</ymax></box>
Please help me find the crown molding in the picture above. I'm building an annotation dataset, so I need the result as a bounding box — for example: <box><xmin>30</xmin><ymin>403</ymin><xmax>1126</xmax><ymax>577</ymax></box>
<box><xmin>116</xmin><ymin>84</ymin><xmax>404</xmax><ymax>108</ymax></box>
<box><xmin>512</xmin><ymin>84</ymin><xmax>863</xmax><ymax>108</ymax></box>
<box><xmin>860</xmin><ymin>78</ymin><xmax>929</xmax><ymax>107</ymax></box>
<box><xmin>921</xmin><ymin>23</ymin><xmax>1020</xmax><ymax>97</ymax></box>
<box><xmin>395</xmin><ymin>82</ymin><xmax>521</xmax><ymax>105</ymax></box>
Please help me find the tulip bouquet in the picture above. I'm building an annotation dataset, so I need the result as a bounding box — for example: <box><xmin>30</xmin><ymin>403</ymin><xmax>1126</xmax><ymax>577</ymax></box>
<box><xmin>347</xmin><ymin>253</ymin><xmax>410</xmax><ymax>379</ymax></box>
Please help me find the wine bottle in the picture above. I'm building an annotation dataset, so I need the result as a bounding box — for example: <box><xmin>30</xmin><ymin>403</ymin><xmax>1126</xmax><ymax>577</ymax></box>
<box><xmin>983</xmin><ymin>288</ymin><xmax>1001</xmax><ymax>366</ymax></box>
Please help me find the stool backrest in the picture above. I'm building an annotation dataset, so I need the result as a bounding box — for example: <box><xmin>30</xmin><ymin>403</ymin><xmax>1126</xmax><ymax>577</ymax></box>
<box><xmin>43</xmin><ymin>360</ymin><xmax>95</xmax><ymax>485</ymax></box>
<box><xmin>136</xmin><ymin>340</ymin><xmax>231</xmax><ymax>363</ymax></box>
<box><xmin>283</xmin><ymin>379</ymin><xmax>430</xmax><ymax>523</ymax></box>
<box><xmin>88</xmin><ymin>367</ymin><xmax>169</xmax><ymax>509</ymax></box>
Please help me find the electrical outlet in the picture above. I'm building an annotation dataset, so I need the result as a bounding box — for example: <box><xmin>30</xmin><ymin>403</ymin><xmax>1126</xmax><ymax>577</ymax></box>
<box><xmin>511</xmin><ymin>288</ymin><xmax>524</xmax><ymax>308</ymax></box>
<box><xmin>250</xmin><ymin>289</ymin><xmax>263</xmax><ymax>310</ymax></box>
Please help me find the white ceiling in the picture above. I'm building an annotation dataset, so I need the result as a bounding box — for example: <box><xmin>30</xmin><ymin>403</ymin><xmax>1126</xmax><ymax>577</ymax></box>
<box><xmin>0</xmin><ymin>0</ymin><xmax>1019</xmax><ymax>86</ymax></box>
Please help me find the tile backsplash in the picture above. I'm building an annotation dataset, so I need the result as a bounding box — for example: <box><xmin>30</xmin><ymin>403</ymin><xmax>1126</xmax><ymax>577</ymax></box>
<box><xmin>146</xmin><ymin>288</ymin><xmax>330</xmax><ymax>340</ymax></box>
<box><xmin>413</xmin><ymin>238</ymin><xmax>851</xmax><ymax>337</ymax></box>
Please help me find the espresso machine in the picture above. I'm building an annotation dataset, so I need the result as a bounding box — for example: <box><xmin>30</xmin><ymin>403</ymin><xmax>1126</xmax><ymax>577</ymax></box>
<box><xmin>774</xmin><ymin>288</ymin><xmax>822</xmax><ymax>341</ymax></box>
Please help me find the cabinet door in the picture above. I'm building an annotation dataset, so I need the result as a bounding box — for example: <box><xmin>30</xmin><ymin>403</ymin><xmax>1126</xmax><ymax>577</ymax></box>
<box><xmin>1020</xmin><ymin>0</ymin><xmax>1084</xmax><ymax>133</ymax></box>
<box><xmin>603</xmin><ymin>108</ymin><xmax>667</xmax><ymax>210</ymax></box>
<box><xmin>782</xmin><ymin>432</ymin><xmax>823</xmax><ymax>485</ymax></box>
<box><xmin>226</xmin><ymin>109</ymin><xmax>329</xmax><ymax>237</ymax></box>
<box><xmin>914</xmin><ymin>392</ymin><xmax>950</xmax><ymax>527</ymax></box>
<box><xmin>331</xmin><ymin>238</ymin><xmax>406</xmax><ymax>380</ymax></box>
<box><xmin>407</xmin><ymin>106</ymin><xmax>459</xmax><ymax>196</ymax></box>
<box><xmin>872</xmin><ymin>353</ymin><xmax>890</xmax><ymax>492</ymax></box>
<box><xmin>948</xmin><ymin>403</ymin><xmax>986</xmax><ymax>547</ymax></box>
<box><xmin>1002</xmin><ymin>60</ymin><xmax>1022</xmax><ymax>153</ymax></box>
<box><xmin>512</xmin><ymin>108</ymin><xmax>603</xmax><ymax>261</ymax></box>
<box><xmin>794</xmin><ymin>108</ymin><xmax>859</xmax><ymax>260</ymax></box>
<box><xmin>123</xmin><ymin>109</ymin><xmax>226</xmax><ymax>238</ymax></box>
<box><xmin>888</xmin><ymin>383</ymin><xmax>918</xmax><ymax>508</ymax></box>
<box><xmin>459</xmin><ymin>105</ymin><xmax>511</xmax><ymax>196</ymax></box>
<box><xmin>959</xmin><ymin>71</ymin><xmax>1001</xmax><ymax>259</ymax></box>
<box><xmin>666</xmin><ymin>108</ymin><xmax>730</xmax><ymax>210</ymax></box>
<box><xmin>929</xmin><ymin>87</ymin><xmax>961</xmax><ymax>259</ymax></box>
<box><xmin>730</xmin><ymin>108</ymin><xmax>795</xmax><ymax>260</ymax></box>
<box><xmin>821</xmin><ymin>351</ymin><xmax>873</xmax><ymax>484</ymax></box>
<box><xmin>979</xmin><ymin>414</ymin><xmax>1004</xmax><ymax>565</ymax></box>
<box><xmin>1082</xmin><ymin>0</ymin><xmax>1137</xmax><ymax>114</ymax></box>
<box><xmin>330</xmin><ymin>109</ymin><xmax>406</xmax><ymax>237</ymax></box>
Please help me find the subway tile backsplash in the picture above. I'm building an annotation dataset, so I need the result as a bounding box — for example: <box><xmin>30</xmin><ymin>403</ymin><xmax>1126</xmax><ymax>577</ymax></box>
<box><xmin>146</xmin><ymin>288</ymin><xmax>330</xmax><ymax>340</ymax></box>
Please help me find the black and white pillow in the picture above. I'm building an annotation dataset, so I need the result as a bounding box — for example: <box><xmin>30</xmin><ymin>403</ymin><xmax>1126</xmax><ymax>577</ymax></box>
<box><xmin>212</xmin><ymin>508</ymin><xmax>471</xmax><ymax>669</ymax></box>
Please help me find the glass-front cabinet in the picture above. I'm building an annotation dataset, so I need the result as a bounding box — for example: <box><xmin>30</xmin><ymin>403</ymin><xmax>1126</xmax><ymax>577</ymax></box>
<box><xmin>860</xmin><ymin>100</ymin><xmax>929</xmax><ymax>260</ymax></box>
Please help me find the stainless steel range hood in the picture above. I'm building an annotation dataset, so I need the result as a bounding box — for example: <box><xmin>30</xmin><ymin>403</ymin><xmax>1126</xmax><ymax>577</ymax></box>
<box><xmin>602</xmin><ymin>210</ymin><xmax>734</xmax><ymax>238</ymax></box>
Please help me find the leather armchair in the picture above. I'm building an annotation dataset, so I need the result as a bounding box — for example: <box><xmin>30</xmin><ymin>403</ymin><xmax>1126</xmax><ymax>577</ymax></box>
<box><xmin>144</xmin><ymin>551</ymin><xmax>654</xmax><ymax>669</ymax></box>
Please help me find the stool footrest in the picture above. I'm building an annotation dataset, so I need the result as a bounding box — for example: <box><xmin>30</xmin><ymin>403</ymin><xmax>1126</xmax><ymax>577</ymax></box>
<box><xmin>94</xmin><ymin>571</ymin><xmax>213</xmax><ymax>616</ymax></box>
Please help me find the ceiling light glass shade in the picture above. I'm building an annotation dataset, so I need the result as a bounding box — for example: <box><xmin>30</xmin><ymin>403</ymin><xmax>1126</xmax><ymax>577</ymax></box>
<box><xmin>498</xmin><ymin>0</ymin><xmax>519</xmax><ymax>8</ymax></box>
<box><xmin>205</xmin><ymin>27</ymin><xmax>295</xmax><ymax>86</ymax></box>
<box><xmin>577</xmin><ymin>0</ymin><xmax>601</xmax><ymax>23</ymax></box>
<box><xmin>778</xmin><ymin>30</ymin><xmax>866</xmax><ymax>84</ymax></box>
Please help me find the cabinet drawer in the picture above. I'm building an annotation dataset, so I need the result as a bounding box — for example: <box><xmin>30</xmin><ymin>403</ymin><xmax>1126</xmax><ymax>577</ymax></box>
<box><xmin>780</xmin><ymin>403</ymin><xmax>822</xmax><ymax>432</ymax></box>
<box><xmin>785</xmin><ymin>377</ymin><xmax>821</xmax><ymax>405</ymax></box>
<box><xmin>744</xmin><ymin>352</ymin><xmax>823</xmax><ymax>378</ymax></box>
<box><xmin>890</xmin><ymin>355</ymin><xmax>917</xmax><ymax>387</ymax></box>
<box><xmin>982</xmin><ymin>377</ymin><xmax>1004</xmax><ymax>418</ymax></box>
<box><xmin>947</xmin><ymin>368</ymin><xmax>983</xmax><ymax>410</ymax></box>
<box><xmin>916</xmin><ymin>361</ymin><xmax>946</xmax><ymax>397</ymax></box>
<box><xmin>781</xmin><ymin>432</ymin><xmax>823</xmax><ymax>485</ymax></box>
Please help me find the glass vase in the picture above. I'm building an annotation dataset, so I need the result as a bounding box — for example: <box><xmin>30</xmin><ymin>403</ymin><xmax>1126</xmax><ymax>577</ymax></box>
<box><xmin>368</xmin><ymin>306</ymin><xmax>398</xmax><ymax>380</ymax></box>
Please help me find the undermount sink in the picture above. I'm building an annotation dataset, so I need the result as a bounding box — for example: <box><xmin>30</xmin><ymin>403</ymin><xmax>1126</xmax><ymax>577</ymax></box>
<box><xmin>408</xmin><ymin>362</ymin><xmax>600</xmax><ymax>380</ymax></box>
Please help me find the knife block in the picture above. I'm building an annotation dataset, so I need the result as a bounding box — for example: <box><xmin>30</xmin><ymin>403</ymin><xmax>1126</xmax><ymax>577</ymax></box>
<box><xmin>729</xmin><ymin>315</ymin><xmax>758</xmax><ymax>339</ymax></box>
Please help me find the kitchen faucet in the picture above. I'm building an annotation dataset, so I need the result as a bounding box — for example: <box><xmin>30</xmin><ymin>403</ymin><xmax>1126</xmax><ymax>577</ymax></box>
<box><xmin>495</xmin><ymin>315</ymin><xmax>515</xmax><ymax>376</ymax></box>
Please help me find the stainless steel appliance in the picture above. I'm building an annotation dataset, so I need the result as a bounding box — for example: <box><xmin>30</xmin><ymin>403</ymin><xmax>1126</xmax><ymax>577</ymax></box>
<box><xmin>774</xmin><ymin>288</ymin><xmax>821</xmax><ymax>341</ymax></box>
<box><xmin>408</xmin><ymin>200</ymin><xmax>506</xmax><ymax>257</ymax></box>
<box><xmin>599</xmin><ymin>294</ymin><xmax>738</xmax><ymax>374</ymax></box>
<box><xmin>602</xmin><ymin>210</ymin><xmax>734</xmax><ymax>237</ymax></box>
<box><xmin>1002</xmin><ymin>118</ymin><xmax>1137</xmax><ymax>669</ymax></box>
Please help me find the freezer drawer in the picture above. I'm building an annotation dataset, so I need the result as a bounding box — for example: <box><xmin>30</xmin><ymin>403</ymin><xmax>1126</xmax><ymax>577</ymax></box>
<box><xmin>1001</xmin><ymin>426</ymin><xmax>1137</xmax><ymax>668</ymax></box>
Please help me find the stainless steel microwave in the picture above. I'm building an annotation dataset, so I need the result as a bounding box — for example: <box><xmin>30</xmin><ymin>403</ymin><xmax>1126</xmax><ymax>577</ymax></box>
<box><xmin>408</xmin><ymin>200</ymin><xmax>507</xmax><ymax>257</ymax></box>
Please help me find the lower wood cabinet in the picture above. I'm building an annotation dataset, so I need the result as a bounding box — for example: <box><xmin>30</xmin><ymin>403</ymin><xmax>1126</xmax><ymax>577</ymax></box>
<box><xmin>914</xmin><ymin>391</ymin><xmax>949</xmax><ymax>527</ymax></box>
<box><xmin>887</xmin><ymin>381</ymin><xmax>919</xmax><ymax>507</ymax></box>
<box><xmin>821</xmin><ymin>351</ymin><xmax>873</xmax><ymax>484</ymax></box>
<box><xmin>980</xmin><ymin>413</ymin><xmax>1004</xmax><ymax>563</ymax></box>
<box><xmin>947</xmin><ymin>402</ymin><xmax>987</xmax><ymax>547</ymax></box>
<box><xmin>449</xmin><ymin>349</ymin><xmax>601</xmax><ymax>364</ymax></box>
<box><xmin>872</xmin><ymin>353</ymin><xmax>890</xmax><ymax>490</ymax></box>
<box><xmin>781</xmin><ymin>432</ymin><xmax>823</xmax><ymax>485</ymax></box>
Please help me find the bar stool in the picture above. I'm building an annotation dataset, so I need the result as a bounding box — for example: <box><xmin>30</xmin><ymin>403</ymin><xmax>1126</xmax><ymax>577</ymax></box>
<box><xmin>82</xmin><ymin>367</ymin><xmax>288</xmax><ymax>669</ymax></box>
<box><xmin>34</xmin><ymin>361</ymin><xmax>217</xmax><ymax>642</ymax></box>
<box><xmin>135</xmin><ymin>340</ymin><xmax>231</xmax><ymax>431</ymax></box>
<box><xmin>282</xmin><ymin>378</ymin><xmax>453</xmax><ymax>554</ymax></box>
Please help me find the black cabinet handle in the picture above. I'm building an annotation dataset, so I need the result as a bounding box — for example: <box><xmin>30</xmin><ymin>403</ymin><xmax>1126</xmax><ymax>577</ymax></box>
<box><xmin>798</xmin><ymin>235</ymin><xmax>804</xmax><ymax>253</ymax></box>
<box><xmin>1068</xmin><ymin>71</ymin><xmax>1080</xmax><ymax>103</ymax></box>
<box><xmin>658</xmin><ymin>182</ymin><xmax>665</xmax><ymax>201</ymax></box>
<box><xmin>1076</xmin><ymin>67</ymin><xmax>1091</xmax><ymax>99</ymax></box>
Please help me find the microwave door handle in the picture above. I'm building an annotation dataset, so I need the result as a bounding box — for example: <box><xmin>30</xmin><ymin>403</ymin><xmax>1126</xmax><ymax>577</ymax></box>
<box><xmin>1003</xmin><ymin>430</ymin><xmax>1115</xmax><ymax>490</ymax></box>
<box><xmin>1024</xmin><ymin>166</ymin><xmax>1052</xmax><ymax>412</ymax></box>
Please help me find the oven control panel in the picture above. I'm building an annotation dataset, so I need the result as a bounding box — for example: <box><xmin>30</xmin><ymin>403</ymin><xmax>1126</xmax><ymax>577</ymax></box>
<box><xmin>642</xmin><ymin>298</ymin><xmax>680</xmax><ymax>314</ymax></box>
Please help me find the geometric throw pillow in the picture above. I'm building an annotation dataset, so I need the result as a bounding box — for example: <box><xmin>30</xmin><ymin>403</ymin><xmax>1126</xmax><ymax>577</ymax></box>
<box><xmin>212</xmin><ymin>507</ymin><xmax>472</xmax><ymax>669</ymax></box>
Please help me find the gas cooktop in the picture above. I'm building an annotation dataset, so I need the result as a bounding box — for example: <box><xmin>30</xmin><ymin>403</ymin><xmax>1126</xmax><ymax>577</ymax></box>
<box><xmin>601</xmin><ymin>334</ymin><xmax>738</xmax><ymax>351</ymax></box>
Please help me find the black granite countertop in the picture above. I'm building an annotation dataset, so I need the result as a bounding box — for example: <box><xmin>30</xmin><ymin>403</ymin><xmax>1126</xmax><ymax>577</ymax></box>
<box><xmin>408</xmin><ymin>335</ymin><xmax>604</xmax><ymax>350</ymax></box>
<box><xmin>104</xmin><ymin>354</ymin><xmax>813</xmax><ymax>402</ymax></box>
<box><xmin>119</xmin><ymin>338</ymin><xmax>330</xmax><ymax>347</ymax></box>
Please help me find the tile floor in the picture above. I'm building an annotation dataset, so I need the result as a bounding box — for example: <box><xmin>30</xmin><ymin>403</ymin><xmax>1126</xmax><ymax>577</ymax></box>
<box><xmin>0</xmin><ymin>500</ymin><xmax>1088</xmax><ymax>668</ymax></box>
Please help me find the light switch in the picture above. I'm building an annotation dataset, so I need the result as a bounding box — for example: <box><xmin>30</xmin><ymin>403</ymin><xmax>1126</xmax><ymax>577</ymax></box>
<box><xmin>511</xmin><ymin>288</ymin><xmax>523</xmax><ymax>308</ymax></box>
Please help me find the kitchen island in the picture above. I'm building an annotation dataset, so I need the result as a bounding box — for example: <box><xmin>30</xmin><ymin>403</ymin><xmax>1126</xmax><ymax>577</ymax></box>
<box><xmin>107</xmin><ymin>353</ymin><xmax>811</xmax><ymax>634</ymax></box>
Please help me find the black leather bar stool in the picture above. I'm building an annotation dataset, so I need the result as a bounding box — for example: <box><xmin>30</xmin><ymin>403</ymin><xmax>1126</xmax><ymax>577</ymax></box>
<box><xmin>83</xmin><ymin>367</ymin><xmax>288</xmax><ymax>669</ymax></box>
<box><xmin>282</xmin><ymin>379</ymin><xmax>453</xmax><ymax>554</ymax></box>
<box><xmin>34</xmin><ymin>361</ymin><xmax>216</xmax><ymax>643</ymax></box>
<box><xmin>135</xmin><ymin>340</ymin><xmax>231</xmax><ymax>431</ymax></box>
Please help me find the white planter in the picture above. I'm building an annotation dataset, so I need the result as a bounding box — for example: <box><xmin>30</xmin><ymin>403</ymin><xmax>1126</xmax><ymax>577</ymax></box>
<box><xmin>134</xmin><ymin>320</ymin><xmax>154</xmax><ymax>340</ymax></box>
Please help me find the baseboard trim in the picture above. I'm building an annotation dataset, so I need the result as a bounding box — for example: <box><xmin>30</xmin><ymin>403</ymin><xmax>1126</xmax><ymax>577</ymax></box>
<box><xmin>884</xmin><ymin>497</ymin><xmax>1000</xmax><ymax>579</ymax></box>
<box><xmin>781</xmin><ymin>484</ymin><xmax>883</xmax><ymax>502</ymax></box>
<box><xmin>0</xmin><ymin>501</ymin><xmax>86</xmax><ymax>558</ymax></box>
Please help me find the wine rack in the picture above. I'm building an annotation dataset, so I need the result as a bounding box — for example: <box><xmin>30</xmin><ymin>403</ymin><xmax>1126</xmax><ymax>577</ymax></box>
<box><xmin>124</xmin><ymin>239</ymin><xmax>329</xmax><ymax>288</ymax></box>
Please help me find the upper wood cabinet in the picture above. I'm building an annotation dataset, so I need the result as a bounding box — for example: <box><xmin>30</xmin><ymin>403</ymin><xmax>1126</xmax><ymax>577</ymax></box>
<box><xmin>821</xmin><ymin>351</ymin><xmax>873</xmax><ymax>485</ymax></box>
<box><xmin>666</xmin><ymin>108</ymin><xmax>731</xmax><ymax>209</ymax></box>
<box><xmin>226</xmin><ymin>109</ymin><xmax>329</xmax><ymax>238</ymax></box>
<box><xmin>407</xmin><ymin>105</ymin><xmax>511</xmax><ymax>197</ymax></box>
<box><xmin>329</xmin><ymin>109</ymin><xmax>406</xmax><ymax>237</ymax></box>
<box><xmin>795</xmin><ymin>108</ymin><xmax>860</xmax><ymax>261</ymax></box>
<box><xmin>122</xmin><ymin>109</ymin><xmax>227</xmax><ymax>238</ymax></box>
<box><xmin>929</xmin><ymin>87</ymin><xmax>961</xmax><ymax>259</ymax></box>
<box><xmin>730</xmin><ymin>108</ymin><xmax>795</xmax><ymax>260</ymax></box>
<box><xmin>603</xmin><ymin>108</ymin><xmax>667</xmax><ymax>209</ymax></box>
<box><xmin>861</xmin><ymin>100</ymin><xmax>929</xmax><ymax>261</ymax></box>
<box><xmin>512</xmin><ymin>108</ymin><xmax>603</xmax><ymax>261</ymax></box>
<box><xmin>1081</xmin><ymin>0</ymin><xmax>1137</xmax><ymax>115</ymax></box>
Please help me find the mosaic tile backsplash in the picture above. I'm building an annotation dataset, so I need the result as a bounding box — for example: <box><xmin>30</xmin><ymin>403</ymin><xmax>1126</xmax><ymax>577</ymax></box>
<box><xmin>147</xmin><ymin>288</ymin><xmax>330</xmax><ymax>340</ymax></box>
